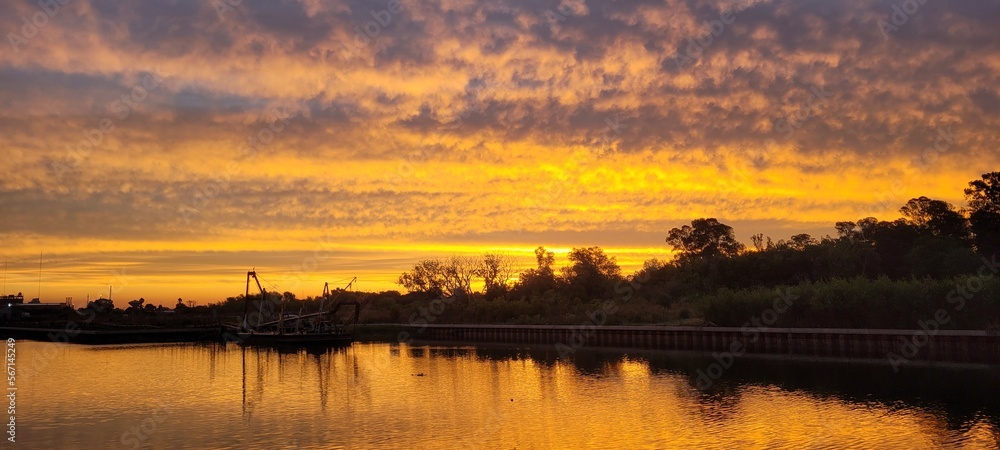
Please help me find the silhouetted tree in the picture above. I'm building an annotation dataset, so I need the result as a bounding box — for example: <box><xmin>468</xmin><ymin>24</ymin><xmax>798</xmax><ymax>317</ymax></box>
<box><xmin>788</xmin><ymin>234</ymin><xmax>817</xmax><ymax>250</ymax></box>
<box><xmin>965</xmin><ymin>172</ymin><xmax>1000</xmax><ymax>214</ymax></box>
<box><xmin>445</xmin><ymin>255</ymin><xmax>479</xmax><ymax>297</ymax></box>
<box><xmin>867</xmin><ymin>219</ymin><xmax>920</xmax><ymax>277</ymax></box>
<box><xmin>900</xmin><ymin>196</ymin><xmax>970</xmax><ymax>242</ymax></box>
<box><xmin>666</xmin><ymin>218</ymin><xmax>745</xmax><ymax>260</ymax></box>
<box><xmin>512</xmin><ymin>246</ymin><xmax>558</xmax><ymax>298</ymax></box>
<box><xmin>966</xmin><ymin>172</ymin><xmax>1000</xmax><ymax>256</ymax></box>
<box><xmin>835</xmin><ymin>221</ymin><xmax>860</xmax><ymax>240</ymax></box>
<box><xmin>398</xmin><ymin>259</ymin><xmax>449</xmax><ymax>297</ymax></box>
<box><xmin>478</xmin><ymin>252</ymin><xmax>515</xmax><ymax>299</ymax></box>
<box><xmin>561</xmin><ymin>246</ymin><xmax>622</xmax><ymax>299</ymax></box>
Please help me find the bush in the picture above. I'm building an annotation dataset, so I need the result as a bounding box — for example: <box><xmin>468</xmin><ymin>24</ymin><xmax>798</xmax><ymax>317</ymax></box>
<box><xmin>700</xmin><ymin>276</ymin><xmax>1000</xmax><ymax>329</ymax></box>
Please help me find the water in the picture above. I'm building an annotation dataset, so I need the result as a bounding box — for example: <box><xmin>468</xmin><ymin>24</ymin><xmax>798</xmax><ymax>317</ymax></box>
<box><xmin>11</xmin><ymin>339</ymin><xmax>1000</xmax><ymax>449</ymax></box>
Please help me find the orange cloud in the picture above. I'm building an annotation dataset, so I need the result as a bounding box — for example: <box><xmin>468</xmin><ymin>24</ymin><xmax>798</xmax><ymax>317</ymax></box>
<box><xmin>1</xmin><ymin>0</ymin><xmax>998</xmax><ymax>300</ymax></box>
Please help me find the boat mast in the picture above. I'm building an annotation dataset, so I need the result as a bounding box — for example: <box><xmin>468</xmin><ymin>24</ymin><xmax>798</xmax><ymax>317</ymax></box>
<box><xmin>277</xmin><ymin>295</ymin><xmax>286</xmax><ymax>335</ymax></box>
<box><xmin>243</xmin><ymin>270</ymin><xmax>253</xmax><ymax>330</ymax></box>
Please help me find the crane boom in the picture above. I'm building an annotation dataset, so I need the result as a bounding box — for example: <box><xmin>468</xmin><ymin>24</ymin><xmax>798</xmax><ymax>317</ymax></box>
<box><xmin>242</xmin><ymin>270</ymin><xmax>268</xmax><ymax>331</ymax></box>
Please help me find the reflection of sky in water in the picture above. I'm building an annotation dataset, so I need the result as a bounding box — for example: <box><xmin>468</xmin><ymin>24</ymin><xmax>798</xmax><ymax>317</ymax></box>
<box><xmin>16</xmin><ymin>341</ymin><xmax>1000</xmax><ymax>448</ymax></box>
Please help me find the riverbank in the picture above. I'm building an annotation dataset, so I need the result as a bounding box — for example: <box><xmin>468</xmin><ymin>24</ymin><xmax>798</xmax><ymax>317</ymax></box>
<box><xmin>0</xmin><ymin>325</ymin><xmax>222</xmax><ymax>344</ymax></box>
<box><xmin>4</xmin><ymin>321</ymin><xmax>998</xmax><ymax>366</ymax></box>
<box><xmin>359</xmin><ymin>323</ymin><xmax>1000</xmax><ymax>365</ymax></box>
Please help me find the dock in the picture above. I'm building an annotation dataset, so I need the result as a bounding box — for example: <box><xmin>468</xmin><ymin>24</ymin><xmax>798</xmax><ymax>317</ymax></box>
<box><xmin>0</xmin><ymin>326</ymin><xmax>223</xmax><ymax>345</ymax></box>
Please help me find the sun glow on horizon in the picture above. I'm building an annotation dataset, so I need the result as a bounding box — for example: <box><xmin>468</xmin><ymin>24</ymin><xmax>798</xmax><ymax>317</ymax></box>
<box><xmin>2</xmin><ymin>0</ymin><xmax>998</xmax><ymax>305</ymax></box>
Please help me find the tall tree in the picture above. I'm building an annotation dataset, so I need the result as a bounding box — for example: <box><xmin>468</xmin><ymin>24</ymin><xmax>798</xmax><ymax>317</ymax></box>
<box><xmin>445</xmin><ymin>255</ymin><xmax>479</xmax><ymax>296</ymax></box>
<box><xmin>965</xmin><ymin>172</ymin><xmax>1000</xmax><ymax>214</ymax></box>
<box><xmin>835</xmin><ymin>221</ymin><xmax>859</xmax><ymax>240</ymax></box>
<box><xmin>561</xmin><ymin>246</ymin><xmax>622</xmax><ymax>299</ymax></box>
<box><xmin>479</xmin><ymin>252</ymin><xmax>515</xmax><ymax>299</ymax></box>
<box><xmin>788</xmin><ymin>234</ymin><xmax>817</xmax><ymax>250</ymax></box>
<box><xmin>666</xmin><ymin>218</ymin><xmax>745</xmax><ymax>260</ymax></box>
<box><xmin>512</xmin><ymin>246</ymin><xmax>559</xmax><ymax>297</ymax></box>
<box><xmin>965</xmin><ymin>172</ymin><xmax>1000</xmax><ymax>255</ymax></box>
<box><xmin>899</xmin><ymin>196</ymin><xmax>970</xmax><ymax>241</ymax></box>
<box><xmin>397</xmin><ymin>259</ymin><xmax>448</xmax><ymax>297</ymax></box>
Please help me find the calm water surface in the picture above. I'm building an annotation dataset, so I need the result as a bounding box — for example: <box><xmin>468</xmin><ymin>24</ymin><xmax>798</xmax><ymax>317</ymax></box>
<box><xmin>13</xmin><ymin>340</ymin><xmax>1000</xmax><ymax>449</ymax></box>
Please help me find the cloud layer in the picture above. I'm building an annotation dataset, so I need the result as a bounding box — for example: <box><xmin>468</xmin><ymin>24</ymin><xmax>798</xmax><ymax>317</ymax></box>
<box><xmin>1</xmin><ymin>0</ymin><xmax>998</xmax><ymax>301</ymax></box>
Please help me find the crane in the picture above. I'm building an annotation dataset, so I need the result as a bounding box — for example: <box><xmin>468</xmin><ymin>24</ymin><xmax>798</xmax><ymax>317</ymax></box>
<box><xmin>242</xmin><ymin>270</ymin><xmax>271</xmax><ymax>332</ymax></box>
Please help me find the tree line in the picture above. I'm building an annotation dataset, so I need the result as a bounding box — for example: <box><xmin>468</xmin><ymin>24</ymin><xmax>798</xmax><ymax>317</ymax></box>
<box><xmin>397</xmin><ymin>172</ymin><xmax>1000</xmax><ymax>308</ymax></box>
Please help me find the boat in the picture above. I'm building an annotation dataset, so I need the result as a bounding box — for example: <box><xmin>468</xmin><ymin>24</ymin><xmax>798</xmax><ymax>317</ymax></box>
<box><xmin>227</xmin><ymin>270</ymin><xmax>361</xmax><ymax>348</ymax></box>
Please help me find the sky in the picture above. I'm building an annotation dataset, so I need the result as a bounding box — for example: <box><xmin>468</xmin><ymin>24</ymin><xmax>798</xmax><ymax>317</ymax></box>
<box><xmin>1</xmin><ymin>0</ymin><xmax>999</xmax><ymax>305</ymax></box>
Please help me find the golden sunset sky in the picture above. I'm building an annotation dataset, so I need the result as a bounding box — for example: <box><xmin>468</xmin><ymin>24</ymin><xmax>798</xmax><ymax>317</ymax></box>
<box><xmin>1</xmin><ymin>0</ymin><xmax>998</xmax><ymax>305</ymax></box>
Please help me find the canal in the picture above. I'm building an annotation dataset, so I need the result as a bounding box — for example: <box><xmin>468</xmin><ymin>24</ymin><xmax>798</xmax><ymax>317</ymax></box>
<box><xmin>11</xmin><ymin>340</ymin><xmax>1000</xmax><ymax>448</ymax></box>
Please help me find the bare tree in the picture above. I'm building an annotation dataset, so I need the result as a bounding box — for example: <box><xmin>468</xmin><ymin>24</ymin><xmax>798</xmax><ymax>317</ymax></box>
<box><xmin>398</xmin><ymin>256</ymin><xmax>480</xmax><ymax>297</ymax></box>
<box><xmin>479</xmin><ymin>252</ymin><xmax>515</xmax><ymax>297</ymax></box>
<box><xmin>446</xmin><ymin>255</ymin><xmax>480</xmax><ymax>296</ymax></box>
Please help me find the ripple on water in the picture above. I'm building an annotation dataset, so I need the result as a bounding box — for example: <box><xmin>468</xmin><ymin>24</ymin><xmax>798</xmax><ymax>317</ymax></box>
<box><xmin>13</xmin><ymin>341</ymin><xmax>1000</xmax><ymax>449</ymax></box>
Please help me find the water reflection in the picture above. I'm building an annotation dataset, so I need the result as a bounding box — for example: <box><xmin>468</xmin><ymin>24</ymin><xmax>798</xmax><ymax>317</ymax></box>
<box><xmin>14</xmin><ymin>340</ymin><xmax>1000</xmax><ymax>448</ymax></box>
<box><xmin>239</xmin><ymin>345</ymin><xmax>349</xmax><ymax>418</ymax></box>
